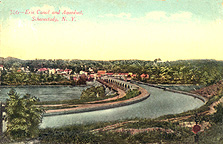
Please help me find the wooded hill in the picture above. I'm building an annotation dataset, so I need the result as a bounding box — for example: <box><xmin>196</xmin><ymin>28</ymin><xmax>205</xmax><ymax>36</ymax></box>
<box><xmin>1</xmin><ymin>57</ymin><xmax>223</xmax><ymax>85</ymax></box>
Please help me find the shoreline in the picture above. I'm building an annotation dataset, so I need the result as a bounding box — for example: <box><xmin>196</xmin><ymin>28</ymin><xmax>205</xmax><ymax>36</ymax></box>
<box><xmin>0</xmin><ymin>80</ymin><xmax>99</xmax><ymax>88</ymax></box>
<box><xmin>0</xmin><ymin>84</ymin><xmax>88</xmax><ymax>88</ymax></box>
<box><xmin>44</xmin><ymin>85</ymin><xmax>150</xmax><ymax>116</ymax></box>
<box><xmin>132</xmin><ymin>80</ymin><xmax>207</xmax><ymax>103</ymax></box>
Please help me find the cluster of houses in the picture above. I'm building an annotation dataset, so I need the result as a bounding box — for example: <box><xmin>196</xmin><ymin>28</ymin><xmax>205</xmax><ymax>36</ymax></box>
<box><xmin>0</xmin><ymin>65</ymin><xmax>31</xmax><ymax>73</ymax></box>
<box><xmin>95</xmin><ymin>71</ymin><xmax>149</xmax><ymax>81</ymax></box>
<box><xmin>0</xmin><ymin>65</ymin><xmax>150</xmax><ymax>81</ymax></box>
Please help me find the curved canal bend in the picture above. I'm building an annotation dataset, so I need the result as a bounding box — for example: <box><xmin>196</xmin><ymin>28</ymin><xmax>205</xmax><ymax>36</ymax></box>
<box><xmin>40</xmin><ymin>84</ymin><xmax>204</xmax><ymax>128</ymax></box>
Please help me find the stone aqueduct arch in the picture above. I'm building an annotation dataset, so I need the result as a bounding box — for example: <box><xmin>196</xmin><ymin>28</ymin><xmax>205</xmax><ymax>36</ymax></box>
<box><xmin>103</xmin><ymin>77</ymin><xmax>137</xmax><ymax>90</ymax></box>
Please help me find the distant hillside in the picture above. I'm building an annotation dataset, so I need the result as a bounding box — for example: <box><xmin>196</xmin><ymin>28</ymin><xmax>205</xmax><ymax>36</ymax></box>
<box><xmin>0</xmin><ymin>57</ymin><xmax>23</xmax><ymax>64</ymax></box>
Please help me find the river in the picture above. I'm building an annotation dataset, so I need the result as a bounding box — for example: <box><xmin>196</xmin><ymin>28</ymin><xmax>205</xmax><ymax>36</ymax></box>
<box><xmin>40</xmin><ymin>84</ymin><xmax>204</xmax><ymax>128</ymax></box>
<box><xmin>0</xmin><ymin>85</ymin><xmax>89</xmax><ymax>102</ymax></box>
<box><xmin>0</xmin><ymin>81</ymin><xmax>103</xmax><ymax>102</ymax></box>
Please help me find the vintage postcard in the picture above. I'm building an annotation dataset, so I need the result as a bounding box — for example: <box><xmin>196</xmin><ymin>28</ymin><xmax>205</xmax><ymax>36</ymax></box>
<box><xmin>0</xmin><ymin>0</ymin><xmax>223</xmax><ymax>143</ymax></box>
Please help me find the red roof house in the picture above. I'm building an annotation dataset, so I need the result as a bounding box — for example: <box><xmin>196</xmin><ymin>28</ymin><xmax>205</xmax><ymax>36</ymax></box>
<box><xmin>97</xmin><ymin>70</ymin><xmax>106</xmax><ymax>75</ymax></box>
<box><xmin>141</xmin><ymin>74</ymin><xmax>149</xmax><ymax>79</ymax></box>
<box><xmin>38</xmin><ymin>68</ymin><xmax>48</xmax><ymax>72</ymax></box>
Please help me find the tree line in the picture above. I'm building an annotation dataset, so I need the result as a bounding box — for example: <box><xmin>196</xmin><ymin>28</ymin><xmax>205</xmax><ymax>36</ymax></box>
<box><xmin>1</xmin><ymin>57</ymin><xmax>223</xmax><ymax>85</ymax></box>
<box><xmin>1</xmin><ymin>71</ymin><xmax>68</xmax><ymax>85</ymax></box>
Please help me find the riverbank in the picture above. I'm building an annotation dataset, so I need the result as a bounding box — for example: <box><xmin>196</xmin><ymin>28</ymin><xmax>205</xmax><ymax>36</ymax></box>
<box><xmin>0</xmin><ymin>80</ymin><xmax>99</xmax><ymax>88</ymax></box>
<box><xmin>0</xmin><ymin>80</ymin><xmax>74</xmax><ymax>86</ymax></box>
<box><xmin>131</xmin><ymin>80</ymin><xmax>207</xmax><ymax>103</ymax></box>
<box><xmin>0</xmin><ymin>84</ymin><xmax>85</xmax><ymax>88</ymax></box>
<box><xmin>44</xmin><ymin>84</ymin><xmax>150</xmax><ymax>116</ymax></box>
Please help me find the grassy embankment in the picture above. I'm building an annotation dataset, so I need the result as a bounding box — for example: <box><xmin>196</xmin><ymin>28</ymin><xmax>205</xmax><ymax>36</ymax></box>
<box><xmin>37</xmin><ymin>86</ymin><xmax>140</xmax><ymax>110</ymax></box>
<box><xmin>38</xmin><ymin>108</ymin><xmax>222</xmax><ymax>144</ymax></box>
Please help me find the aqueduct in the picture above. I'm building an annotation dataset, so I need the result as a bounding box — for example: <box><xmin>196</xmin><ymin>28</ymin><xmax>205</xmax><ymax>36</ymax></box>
<box><xmin>101</xmin><ymin>77</ymin><xmax>138</xmax><ymax>91</ymax></box>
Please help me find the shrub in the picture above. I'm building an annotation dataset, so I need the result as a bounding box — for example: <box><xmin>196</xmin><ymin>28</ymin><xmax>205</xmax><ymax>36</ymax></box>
<box><xmin>80</xmin><ymin>86</ymin><xmax>105</xmax><ymax>100</ymax></box>
<box><xmin>6</xmin><ymin>89</ymin><xmax>44</xmax><ymax>140</ymax></box>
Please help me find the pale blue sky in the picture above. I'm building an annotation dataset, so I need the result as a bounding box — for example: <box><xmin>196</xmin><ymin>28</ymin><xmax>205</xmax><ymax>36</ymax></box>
<box><xmin>2</xmin><ymin>0</ymin><xmax>223</xmax><ymax>21</ymax></box>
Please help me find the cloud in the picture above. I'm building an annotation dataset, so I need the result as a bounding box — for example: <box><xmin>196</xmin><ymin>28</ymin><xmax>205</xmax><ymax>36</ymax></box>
<box><xmin>4</xmin><ymin>18</ymin><xmax>37</xmax><ymax>32</ymax></box>
<box><xmin>214</xmin><ymin>19</ymin><xmax>223</xmax><ymax>24</ymax></box>
<box><xmin>145</xmin><ymin>11</ymin><xmax>166</xmax><ymax>20</ymax></box>
<box><xmin>99</xmin><ymin>11</ymin><xmax>193</xmax><ymax>22</ymax></box>
<box><xmin>169</xmin><ymin>12</ymin><xmax>192</xmax><ymax>21</ymax></box>
<box><xmin>99</xmin><ymin>13</ymin><xmax>131</xmax><ymax>19</ymax></box>
<box><xmin>116</xmin><ymin>13</ymin><xmax>131</xmax><ymax>19</ymax></box>
<box><xmin>144</xmin><ymin>11</ymin><xmax>193</xmax><ymax>21</ymax></box>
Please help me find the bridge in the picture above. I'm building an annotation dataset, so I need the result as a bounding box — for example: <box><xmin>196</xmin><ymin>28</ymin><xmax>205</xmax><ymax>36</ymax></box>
<box><xmin>101</xmin><ymin>77</ymin><xmax>138</xmax><ymax>91</ymax></box>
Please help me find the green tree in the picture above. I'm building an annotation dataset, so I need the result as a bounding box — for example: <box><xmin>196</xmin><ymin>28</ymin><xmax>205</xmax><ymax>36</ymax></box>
<box><xmin>76</xmin><ymin>74</ymin><xmax>87</xmax><ymax>85</ymax></box>
<box><xmin>55</xmin><ymin>74</ymin><xmax>62</xmax><ymax>82</ymax></box>
<box><xmin>212</xmin><ymin>103</ymin><xmax>223</xmax><ymax>123</ymax></box>
<box><xmin>6</xmin><ymin>89</ymin><xmax>44</xmax><ymax>140</ymax></box>
<box><xmin>12</xmin><ymin>62</ymin><xmax>22</xmax><ymax>70</ymax></box>
<box><xmin>80</xmin><ymin>86</ymin><xmax>105</xmax><ymax>99</ymax></box>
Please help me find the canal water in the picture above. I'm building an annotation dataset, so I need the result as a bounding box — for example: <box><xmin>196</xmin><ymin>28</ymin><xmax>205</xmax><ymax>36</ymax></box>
<box><xmin>40</xmin><ymin>84</ymin><xmax>204</xmax><ymax>128</ymax></box>
<box><xmin>0</xmin><ymin>81</ymin><xmax>102</xmax><ymax>102</ymax></box>
<box><xmin>0</xmin><ymin>86</ymin><xmax>88</xmax><ymax>102</ymax></box>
